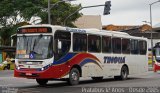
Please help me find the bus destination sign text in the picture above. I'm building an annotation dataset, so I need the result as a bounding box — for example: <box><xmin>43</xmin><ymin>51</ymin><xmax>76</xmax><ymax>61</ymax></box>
<box><xmin>18</xmin><ymin>27</ymin><xmax>52</xmax><ymax>34</ymax></box>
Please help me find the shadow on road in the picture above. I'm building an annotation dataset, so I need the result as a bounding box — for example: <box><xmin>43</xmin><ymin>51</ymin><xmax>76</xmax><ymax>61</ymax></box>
<box><xmin>16</xmin><ymin>77</ymin><xmax>142</xmax><ymax>89</ymax></box>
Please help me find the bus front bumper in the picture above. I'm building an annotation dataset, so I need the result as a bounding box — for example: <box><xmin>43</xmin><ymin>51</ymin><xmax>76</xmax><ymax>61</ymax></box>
<box><xmin>14</xmin><ymin>66</ymin><xmax>69</xmax><ymax>79</ymax></box>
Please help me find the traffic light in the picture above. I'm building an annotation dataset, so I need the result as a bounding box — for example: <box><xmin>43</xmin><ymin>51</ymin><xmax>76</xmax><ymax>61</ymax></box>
<box><xmin>103</xmin><ymin>1</ymin><xmax>111</xmax><ymax>15</ymax></box>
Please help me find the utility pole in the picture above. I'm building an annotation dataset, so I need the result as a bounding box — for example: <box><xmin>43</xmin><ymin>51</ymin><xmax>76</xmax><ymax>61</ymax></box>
<box><xmin>48</xmin><ymin>0</ymin><xmax>75</xmax><ymax>24</ymax></box>
<box><xmin>48</xmin><ymin>0</ymin><xmax>51</xmax><ymax>24</ymax></box>
<box><xmin>149</xmin><ymin>0</ymin><xmax>160</xmax><ymax>67</ymax></box>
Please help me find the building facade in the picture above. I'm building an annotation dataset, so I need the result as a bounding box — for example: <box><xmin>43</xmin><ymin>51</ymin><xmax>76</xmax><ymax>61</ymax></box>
<box><xmin>74</xmin><ymin>15</ymin><xmax>102</xmax><ymax>30</ymax></box>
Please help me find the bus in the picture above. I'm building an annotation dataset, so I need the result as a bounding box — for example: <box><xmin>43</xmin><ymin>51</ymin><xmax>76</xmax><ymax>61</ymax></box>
<box><xmin>14</xmin><ymin>24</ymin><xmax>148</xmax><ymax>85</ymax></box>
<box><xmin>152</xmin><ymin>42</ymin><xmax>160</xmax><ymax>72</ymax></box>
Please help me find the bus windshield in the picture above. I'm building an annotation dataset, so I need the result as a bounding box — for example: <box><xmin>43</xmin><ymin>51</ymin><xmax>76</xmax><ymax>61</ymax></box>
<box><xmin>16</xmin><ymin>35</ymin><xmax>53</xmax><ymax>59</ymax></box>
<box><xmin>155</xmin><ymin>48</ymin><xmax>160</xmax><ymax>61</ymax></box>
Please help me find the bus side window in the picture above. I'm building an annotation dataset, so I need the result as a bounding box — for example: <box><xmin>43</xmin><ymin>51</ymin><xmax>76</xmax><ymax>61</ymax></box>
<box><xmin>112</xmin><ymin>37</ymin><xmax>121</xmax><ymax>53</ymax></box>
<box><xmin>102</xmin><ymin>36</ymin><xmax>111</xmax><ymax>53</ymax></box>
<box><xmin>88</xmin><ymin>35</ymin><xmax>101</xmax><ymax>53</ymax></box>
<box><xmin>122</xmin><ymin>39</ymin><xmax>130</xmax><ymax>54</ymax></box>
<box><xmin>131</xmin><ymin>39</ymin><xmax>139</xmax><ymax>54</ymax></box>
<box><xmin>73</xmin><ymin>33</ymin><xmax>87</xmax><ymax>52</ymax></box>
<box><xmin>139</xmin><ymin>40</ymin><xmax>147</xmax><ymax>55</ymax></box>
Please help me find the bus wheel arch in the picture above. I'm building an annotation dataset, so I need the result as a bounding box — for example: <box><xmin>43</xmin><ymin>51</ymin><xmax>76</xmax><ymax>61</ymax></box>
<box><xmin>114</xmin><ymin>64</ymin><xmax>129</xmax><ymax>80</ymax></box>
<box><xmin>67</xmin><ymin>65</ymin><xmax>81</xmax><ymax>85</ymax></box>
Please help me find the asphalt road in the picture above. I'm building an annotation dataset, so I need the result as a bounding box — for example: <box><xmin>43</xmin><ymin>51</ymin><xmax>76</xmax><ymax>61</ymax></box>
<box><xmin>1</xmin><ymin>70</ymin><xmax>160</xmax><ymax>93</ymax></box>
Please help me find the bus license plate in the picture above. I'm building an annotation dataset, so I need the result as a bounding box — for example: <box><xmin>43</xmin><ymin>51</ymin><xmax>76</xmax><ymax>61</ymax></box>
<box><xmin>26</xmin><ymin>73</ymin><xmax>32</xmax><ymax>76</ymax></box>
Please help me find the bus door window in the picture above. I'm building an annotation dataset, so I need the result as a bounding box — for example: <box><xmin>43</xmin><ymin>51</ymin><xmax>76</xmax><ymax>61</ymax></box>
<box><xmin>54</xmin><ymin>31</ymin><xmax>71</xmax><ymax>61</ymax></box>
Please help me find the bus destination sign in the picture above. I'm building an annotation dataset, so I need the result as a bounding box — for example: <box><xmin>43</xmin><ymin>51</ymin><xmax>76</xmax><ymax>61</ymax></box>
<box><xmin>18</xmin><ymin>27</ymin><xmax>52</xmax><ymax>34</ymax></box>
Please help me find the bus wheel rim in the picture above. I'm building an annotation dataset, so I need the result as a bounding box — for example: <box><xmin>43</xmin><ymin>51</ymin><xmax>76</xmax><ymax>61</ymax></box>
<box><xmin>122</xmin><ymin>69</ymin><xmax>127</xmax><ymax>78</ymax></box>
<box><xmin>71</xmin><ymin>72</ymin><xmax>78</xmax><ymax>81</ymax></box>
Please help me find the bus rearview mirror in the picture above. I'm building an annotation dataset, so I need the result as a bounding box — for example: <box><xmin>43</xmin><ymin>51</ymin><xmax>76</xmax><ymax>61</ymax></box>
<box><xmin>58</xmin><ymin>40</ymin><xmax>62</xmax><ymax>50</ymax></box>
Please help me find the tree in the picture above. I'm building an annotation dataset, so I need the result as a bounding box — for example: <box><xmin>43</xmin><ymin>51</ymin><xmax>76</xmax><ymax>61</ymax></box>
<box><xmin>0</xmin><ymin>0</ymin><xmax>42</xmax><ymax>45</ymax></box>
<box><xmin>0</xmin><ymin>0</ymin><xmax>82</xmax><ymax>45</ymax></box>
<box><xmin>37</xmin><ymin>0</ymin><xmax>82</xmax><ymax>26</ymax></box>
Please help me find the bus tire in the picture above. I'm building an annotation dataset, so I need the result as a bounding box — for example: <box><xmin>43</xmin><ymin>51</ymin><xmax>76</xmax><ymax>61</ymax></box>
<box><xmin>91</xmin><ymin>77</ymin><xmax>103</xmax><ymax>81</ymax></box>
<box><xmin>36</xmin><ymin>79</ymin><xmax>48</xmax><ymax>86</ymax></box>
<box><xmin>68</xmin><ymin>68</ymin><xmax>80</xmax><ymax>85</ymax></box>
<box><xmin>120</xmin><ymin>66</ymin><xmax>128</xmax><ymax>80</ymax></box>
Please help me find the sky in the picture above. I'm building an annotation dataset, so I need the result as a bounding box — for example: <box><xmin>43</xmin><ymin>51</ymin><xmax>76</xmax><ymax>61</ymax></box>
<box><xmin>72</xmin><ymin>0</ymin><xmax>160</xmax><ymax>27</ymax></box>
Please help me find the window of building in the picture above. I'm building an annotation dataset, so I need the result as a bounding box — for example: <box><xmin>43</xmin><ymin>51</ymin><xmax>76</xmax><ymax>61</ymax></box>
<box><xmin>112</xmin><ymin>38</ymin><xmax>121</xmax><ymax>53</ymax></box>
<box><xmin>88</xmin><ymin>35</ymin><xmax>101</xmax><ymax>52</ymax></box>
<box><xmin>102</xmin><ymin>36</ymin><xmax>111</xmax><ymax>53</ymax></box>
<box><xmin>139</xmin><ymin>40</ymin><xmax>147</xmax><ymax>55</ymax></box>
<box><xmin>73</xmin><ymin>33</ymin><xmax>87</xmax><ymax>52</ymax></box>
<box><xmin>122</xmin><ymin>39</ymin><xmax>130</xmax><ymax>54</ymax></box>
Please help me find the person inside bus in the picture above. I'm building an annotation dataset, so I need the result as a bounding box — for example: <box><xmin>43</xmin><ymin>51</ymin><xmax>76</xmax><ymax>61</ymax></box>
<box><xmin>89</xmin><ymin>40</ymin><xmax>98</xmax><ymax>52</ymax></box>
<box><xmin>60</xmin><ymin>41</ymin><xmax>70</xmax><ymax>56</ymax></box>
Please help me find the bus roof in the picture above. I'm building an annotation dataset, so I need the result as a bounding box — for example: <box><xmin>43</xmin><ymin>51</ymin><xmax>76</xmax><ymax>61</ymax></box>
<box><xmin>19</xmin><ymin>24</ymin><xmax>148</xmax><ymax>40</ymax></box>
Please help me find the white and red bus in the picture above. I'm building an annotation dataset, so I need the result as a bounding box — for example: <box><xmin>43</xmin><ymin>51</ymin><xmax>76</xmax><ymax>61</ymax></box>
<box><xmin>14</xmin><ymin>24</ymin><xmax>148</xmax><ymax>85</ymax></box>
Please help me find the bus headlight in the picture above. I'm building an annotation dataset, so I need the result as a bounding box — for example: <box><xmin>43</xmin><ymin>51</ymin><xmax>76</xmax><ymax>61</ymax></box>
<box><xmin>41</xmin><ymin>67</ymin><xmax>44</xmax><ymax>71</ymax></box>
<box><xmin>17</xmin><ymin>67</ymin><xmax>20</xmax><ymax>70</ymax></box>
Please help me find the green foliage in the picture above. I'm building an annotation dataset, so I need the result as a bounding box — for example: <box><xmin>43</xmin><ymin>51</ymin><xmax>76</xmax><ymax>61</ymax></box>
<box><xmin>37</xmin><ymin>0</ymin><xmax>82</xmax><ymax>26</ymax></box>
<box><xmin>0</xmin><ymin>0</ymin><xmax>82</xmax><ymax>45</ymax></box>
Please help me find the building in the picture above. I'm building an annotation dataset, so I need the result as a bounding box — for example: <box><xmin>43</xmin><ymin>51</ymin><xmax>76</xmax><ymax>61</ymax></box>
<box><xmin>0</xmin><ymin>46</ymin><xmax>16</xmax><ymax>63</ymax></box>
<box><xmin>103</xmin><ymin>24</ymin><xmax>160</xmax><ymax>48</ymax></box>
<box><xmin>74</xmin><ymin>15</ymin><xmax>102</xmax><ymax>30</ymax></box>
<box><xmin>102</xmin><ymin>24</ymin><xmax>151</xmax><ymax>32</ymax></box>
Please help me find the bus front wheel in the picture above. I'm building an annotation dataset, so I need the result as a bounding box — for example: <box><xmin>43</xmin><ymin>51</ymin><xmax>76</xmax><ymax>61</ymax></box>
<box><xmin>36</xmin><ymin>79</ymin><xmax>48</xmax><ymax>86</ymax></box>
<box><xmin>67</xmin><ymin>68</ymin><xmax>80</xmax><ymax>85</ymax></box>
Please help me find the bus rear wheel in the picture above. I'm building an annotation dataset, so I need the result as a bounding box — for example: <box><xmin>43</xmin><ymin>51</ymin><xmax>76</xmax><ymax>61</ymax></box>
<box><xmin>120</xmin><ymin>66</ymin><xmax>128</xmax><ymax>80</ymax></box>
<box><xmin>67</xmin><ymin>68</ymin><xmax>80</xmax><ymax>85</ymax></box>
<box><xmin>114</xmin><ymin>66</ymin><xmax>128</xmax><ymax>80</ymax></box>
<box><xmin>36</xmin><ymin>79</ymin><xmax>48</xmax><ymax>86</ymax></box>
